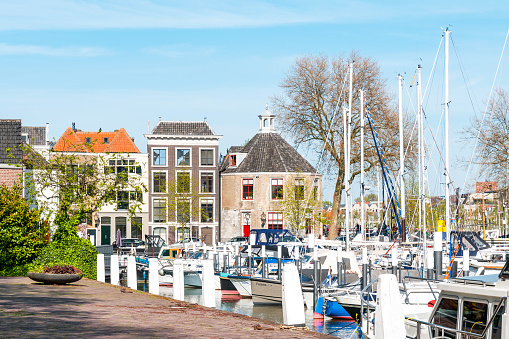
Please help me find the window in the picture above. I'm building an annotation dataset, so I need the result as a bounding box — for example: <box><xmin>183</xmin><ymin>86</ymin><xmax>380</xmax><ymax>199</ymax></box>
<box><xmin>153</xmin><ymin>227</ymin><xmax>166</xmax><ymax>242</ymax></box>
<box><xmin>117</xmin><ymin>191</ymin><xmax>129</xmax><ymax>210</ymax></box>
<box><xmin>492</xmin><ymin>303</ymin><xmax>505</xmax><ymax>339</ymax></box>
<box><xmin>268</xmin><ymin>212</ymin><xmax>283</xmax><ymax>229</ymax></box>
<box><xmin>271</xmin><ymin>178</ymin><xmax>283</xmax><ymax>200</ymax></box>
<box><xmin>313</xmin><ymin>180</ymin><xmax>319</xmax><ymax>200</ymax></box>
<box><xmin>295</xmin><ymin>178</ymin><xmax>304</xmax><ymax>200</ymax></box>
<box><xmin>177</xmin><ymin>149</ymin><xmax>190</xmax><ymax>166</ymax></box>
<box><xmin>103</xmin><ymin>137</ymin><xmax>109</xmax><ymax>144</ymax></box>
<box><xmin>201</xmin><ymin>149</ymin><xmax>214</xmax><ymax>166</ymax></box>
<box><xmin>105</xmin><ymin>159</ymin><xmax>141</xmax><ymax>176</ymax></box>
<box><xmin>85</xmin><ymin>137</ymin><xmax>91</xmax><ymax>144</ymax></box>
<box><xmin>242</xmin><ymin>178</ymin><xmax>253</xmax><ymax>200</ymax></box>
<box><xmin>201</xmin><ymin>199</ymin><xmax>213</xmax><ymax>222</ymax></box>
<box><xmin>153</xmin><ymin>199</ymin><xmax>166</xmax><ymax>223</ymax></box>
<box><xmin>101</xmin><ymin>217</ymin><xmax>111</xmax><ymax>225</ymax></box>
<box><xmin>461</xmin><ymin>300</ymin><xmax>488</xmax><ymax>335</ymax></box>
<box><xmin>177</xmin><ymin>199</ymin><xmax>190</xmax><ymax>223</ymax></box>
<box><xmin>230</xmin><ymin>155</ymin><xmax>237</xmax><ymax>166</ymax></box>
<box><xmin>21</xmin><ymin>133</ymin><xmax>29</xmax><ymax>144</ymax></box>
<box><xmin>431</xmin><ymin>297</ymin><xmax>458</xmax><ymax>338</ymax></box>
<box><xmin>153</xmin><ymin>149</ymin><xmax>166</xmax><ymax>166</ymax></box>
<box><xmin>130</xmin><ymin>191</ymin><xmax>142</xmax><ymax>203</ymax></box>
<box><xmin>153</xmin><ymin>172</ymin><xmax>166</xmax><ymax>193</ymax></box>
<box><xmin>201</xmin><ymin>173</ymin><xmax>213</xmax><ymax>193</ymax></box>
<box><xmin>115</xmin><ymin>217</ymin><xmax>126</xmax><ymax>238</ymax></box>
<box><xmin>131</xmin><ymin>217</ymin><xmax>142</xmax><ymax>239</ymax></box>
<box><xmin>177</xmin><ymin>172</ymin><xmax>190</xmax><ymax>193</ymax></box>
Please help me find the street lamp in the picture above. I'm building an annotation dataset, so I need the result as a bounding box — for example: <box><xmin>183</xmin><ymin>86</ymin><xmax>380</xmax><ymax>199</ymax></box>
<box><xmin>260</xmin><ymin>212</ymin><xmax>266</xmax><ymax>228</ymax></box>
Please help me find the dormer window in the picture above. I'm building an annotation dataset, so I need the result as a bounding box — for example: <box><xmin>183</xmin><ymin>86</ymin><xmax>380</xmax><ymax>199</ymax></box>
<box><xmin>103</xmin><ymin>137</ymin><xmax>109</xmax><ymax>144</ymax></box>
<box><xmin>85</xmin><ymin>137</ymin><xmax>91</xmax><ymax>144</ymax></box>
<box><xmin>230</xmin><ymin>154</ymin><xmax>237</xmax><ymax>166</ymax></box>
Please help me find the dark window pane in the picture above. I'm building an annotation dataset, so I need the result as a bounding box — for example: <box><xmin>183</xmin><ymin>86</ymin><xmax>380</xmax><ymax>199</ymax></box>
<box><xmin>432</xmin><ymin>297</ymin><xmax>458</xmax><ymax>338</ymax></box>
<box><xmin>201</xmin><ymin>149</ymin><xmax>213</xmax><ymax>166</ymax></box>
<box><xmin>153</xmin><ymin>149</ymin><xmax>166</xmax><ymax>166</ymax></box>
<box><xmin>201</xmin><ymin>173</ymin><xmax>213</xmax><ymax>193</ymax></box>
<box><xmin>177</xmin><ymin>149</ymin><xmax>190</xmax><ymax>166</ymax></box>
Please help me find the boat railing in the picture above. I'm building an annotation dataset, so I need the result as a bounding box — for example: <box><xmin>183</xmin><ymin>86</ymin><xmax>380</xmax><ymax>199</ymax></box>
<box><xmin>401</xmin><ymin>276</ymin><xmax>440</xmax><ymax>304</ymax></box>
<box><xmin>359</xmin><ymin>277</ymin><xmax>378</xmax><ymax>336</ymax></box>
<box><xmin>404</xmin><ymin>297</ymin><xmax>506</xmax><ymax>339</ymax></box>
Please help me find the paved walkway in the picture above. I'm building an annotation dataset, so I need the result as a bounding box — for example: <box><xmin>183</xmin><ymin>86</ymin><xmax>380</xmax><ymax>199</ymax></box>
<box><xmin>0</xmin><ymin>277</ymin><xmax>332</xmax><ymax>338</ymax></box>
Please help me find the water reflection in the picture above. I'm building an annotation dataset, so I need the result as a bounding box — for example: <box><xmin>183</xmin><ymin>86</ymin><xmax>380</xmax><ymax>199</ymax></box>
<box><xmin>148</xmin><ymin>284</ymin><xmax>358</xmax><ymax>338</ymax></box>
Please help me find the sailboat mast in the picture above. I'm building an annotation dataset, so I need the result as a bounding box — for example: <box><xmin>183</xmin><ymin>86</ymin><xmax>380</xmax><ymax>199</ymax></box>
<box><xmin>346</xmin><ymin>62</ymin><xmax>354</xmax><ymax>250</ymax></box>
<box><xmin>398</xmin><ymin>74</ymin><xmax>406</xmax><ymax>241</ymax></box>
<box><xmin>444</xmin><ymin>27</ymin><xmax>451</xmax><ymax>243</ymax></box>
<box><xmin>360</xmin><ymin>89</ymin><xmax>366</xmax><ymax>241</ymax></box>
<box><xmin>417</xmin><ymin>65</ymin><xmax>423</xmax><ymax>245</ymax></box>
<box><xmin>343</xmin><ymin>105</ymin><xmax>349</xmax><ymax>250</ymax></box>
<box><xmin>418</xmin><ymin>65</ymin><xmax>428</xmax><ymax>262</ymax></box>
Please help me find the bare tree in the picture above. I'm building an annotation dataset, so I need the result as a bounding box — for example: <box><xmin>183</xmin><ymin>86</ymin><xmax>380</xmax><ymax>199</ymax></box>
<box><xmin>271</xmin><ymin>52</ymin><xmax>416</xmax><ymax>239</ymax></box>
<box><xmin>464</xmin><ymin>89</ymin><xmax>509</xmax><ymax>188</ymax></box>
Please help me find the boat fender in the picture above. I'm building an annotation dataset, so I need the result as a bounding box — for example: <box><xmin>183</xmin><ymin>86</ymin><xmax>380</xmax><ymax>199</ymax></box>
<box><xmin>158</xmin><ymin>269</ymin><xmax>165</xmax><ymax>276</ymax></box>
<box><xmin>428</xmin><ymin>300</ymin><xmax>436</xmax><ymax>307</ymax></box>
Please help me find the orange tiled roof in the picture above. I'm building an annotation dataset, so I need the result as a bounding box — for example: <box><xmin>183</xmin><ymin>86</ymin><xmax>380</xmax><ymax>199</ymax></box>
<box><xmin>53</xmin><ymin>127</ymin><xmax>140</xmax><ymax>153</ymax></box>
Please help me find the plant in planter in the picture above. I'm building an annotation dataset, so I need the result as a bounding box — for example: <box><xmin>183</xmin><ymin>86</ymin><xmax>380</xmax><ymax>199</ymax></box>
<box><xmin>28</xmin><ymin>264</ymin><xmax>83</xmax><ymax>284</ymax></box>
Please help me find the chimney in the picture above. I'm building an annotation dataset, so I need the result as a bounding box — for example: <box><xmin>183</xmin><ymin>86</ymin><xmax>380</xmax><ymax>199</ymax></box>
<box><xmin>72</xmin><ymin>122</ymin><xmax>76</xmax><ymax>132</ymax></box>
<box><xmin>204</xmin><ymin>117</ymin><xmax>207</xmax><ymax>122</ymax></box>
<box><xmin>45</xmin><ymin>122</ymin><xmax>49</xmax><ymax>146</ymax></box>
<box><xmin>159</xmin><ymin>116</ymin><xmax>161</xmax><ymax>122</ymax></box>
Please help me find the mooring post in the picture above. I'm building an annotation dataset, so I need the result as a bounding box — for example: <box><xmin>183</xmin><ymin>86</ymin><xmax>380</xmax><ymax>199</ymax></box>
<box><xmin>173</xmin><ymin>259</ymin><xmax>185</xmax><ymax>301</ymax></box>
<box><xmin>337</xmin><ymin>246</ymin><xmax>343</xmax><ymax>285</ymax></box>
<box><xmin>313</xmin><ymin>248</ymin><xmax>318</xmax><ymax>310</ymax></box>
<box><xmin>277</xmin><ymin>244</ymin><xmax>282</xmax><ymax>281</ymax></box>
<box><xmin>148</xmin><ymin>257</ymin><xmax>159</xmax><ymax>295</ymax></box>
<box><xmin>97</xmin><ymin>253</ymin><xmax>105</xmax><ymax>282</ymax></box>
<box><xmin>434</xmin><ymin>231</ymin><xmax>442</xmax><ymax>280</ymax></box>
<box><xmin>248</xmin><ymin>243</ymin><xmax>252</xmax><ymax>274</ymax></box>
<box><xmin>362</xmin><ymin>247</ymin><xmax>368</xmax><ymax>291</ymax></box>
<box><xmin>201</xmin><ymin>259</ymin><xmax>215</xmax><ymax>308</ymax></box>
<box><xmin>282</xmin><ymin>263</ymin><xmax>305</xmax><ymax>326</ymax></box>
<box><xmin>463</xmin><ymin>246</ymin><xmax>470</xmax><ymax>277</ymax></box>
<box><xmin>427</xmin><ymin>248</ymin><xmax>434</xmax><ymax>279</ymax></box>
<box><xmin>261</xmin><ymin>245</ymin><xmax>266</xmax><ymax>279</ymax></box>
<box><xmin>110</xmin><ymin>254</ymin><xmax>119</xmax><ymax>285</ymax></box>
<box><xmin>391</xmin><ymin>246</ymin><xmax>398</xmax><ymax>276</ymax></box>
<box><xmin>127</xmin><ymin>255</ymin><xmax>137</xmax><ymax>290</ymax></box>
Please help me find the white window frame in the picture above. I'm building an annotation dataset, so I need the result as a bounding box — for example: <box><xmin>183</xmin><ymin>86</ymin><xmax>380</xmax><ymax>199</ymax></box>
<box><xmin>199</xmin><ymin>170</ymin><xmax>215</xmax><ymax>194</ymax></box>
<box><xmin>152</xmin><ymin>197</ymin><xmax>167</xmax><ymax>223</ymax></box>
<box><xmin>151</xmin><ymin>169</ymin><xmax>168</xmax><ymax>194</ymax></box>
<box><xmin>241</xmin><ymin>177</ymin><xmax>254</xmax><ymax>201</ymax></box>
<box><xmin>200</xmin><ymin>197</ymin><xmax>215</xmax><ymax>223</ymax></box>
<box><xmin>199</xmin><ymin>148</ymin><xmax>215</xmax><ymax>167</ymax></box>
<box><xmin>176</xmin><ymin>170</ymin><xmax>192</xmax><ymax>194</ymax></box>
<box><xmin>152</xmin><ymin>147</ymin><xmax>168</xmax><ymax>167</ymax></box>
<box><xmin>176</xmin><ymin>148</ymin><xmax>192</xmax><ymax>167</ymax></box>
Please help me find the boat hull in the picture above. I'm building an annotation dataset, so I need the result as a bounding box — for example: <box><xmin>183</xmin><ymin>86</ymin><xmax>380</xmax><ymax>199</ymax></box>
<box><xmin>250</xmin><ymin>277</ymin><xmax>281</xmax><ymax>304</ymax></box>
<box><xmin>229</xmin><ymin>275</ymin><xmax>252</xmax><ymax>297</ymax></box>
<box><xmin>219</xmin><ymin>274</ymin><xmax>239</xmax><ymax>295</ymax></box>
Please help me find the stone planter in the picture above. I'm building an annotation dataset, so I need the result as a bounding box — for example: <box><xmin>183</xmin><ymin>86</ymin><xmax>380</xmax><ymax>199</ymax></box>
<box><xmin>27</xmin><ymin>272</ymin><xmax>83</xmax><ymax>285</ymax></box>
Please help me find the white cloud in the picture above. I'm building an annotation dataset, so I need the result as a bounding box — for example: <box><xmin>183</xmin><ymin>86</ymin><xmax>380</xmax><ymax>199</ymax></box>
<box><xmin>143</xmin><ymin>43</ymin><xmax>215</xmax><ymax>58</ymax></box>
<box><xmin>0</xmin><ymin>43</ymin><xmax>111</xmax><ymax>56</ymax></box>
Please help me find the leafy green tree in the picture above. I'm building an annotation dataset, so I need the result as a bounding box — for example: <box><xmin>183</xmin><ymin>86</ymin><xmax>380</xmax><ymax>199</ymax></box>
<box><xmin>0</xmin><ymin>182</ymin><xmax>49</xmax><ymax>273</ymax></box>
<box><xmin>276</xmin><ymin>175</ymin><xmax>325</xmax><ymax>235</ymax></box>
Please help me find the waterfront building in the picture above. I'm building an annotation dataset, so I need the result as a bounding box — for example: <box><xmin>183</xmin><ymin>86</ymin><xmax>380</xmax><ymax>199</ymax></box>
<box><xmin>219</xmin><ymin>108</ymin><xmax>322</xmax><ymax>241</ymax></box>
<box><xmin>145</xmin><ymin>118</ymin><xmax>222</xmax><ymax>245</ymax></box>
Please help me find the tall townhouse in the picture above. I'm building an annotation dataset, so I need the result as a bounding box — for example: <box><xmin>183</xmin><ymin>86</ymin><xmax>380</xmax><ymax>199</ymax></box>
<box><xmin>145</xmin><ymin>119</ymin><xmax>222</xmax><ymax>245</ymax></box>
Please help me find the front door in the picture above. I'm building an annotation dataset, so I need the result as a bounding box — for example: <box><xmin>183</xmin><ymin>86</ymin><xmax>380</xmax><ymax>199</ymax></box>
<box><xmin>101</xmin><ymin>225</ymin><xmax>110</xmax><ymax>245</ymax></box>
<box><xmin>242</xmin><ymin>212</ymin><xmax>251</xmax><ymax>237</ymax></box>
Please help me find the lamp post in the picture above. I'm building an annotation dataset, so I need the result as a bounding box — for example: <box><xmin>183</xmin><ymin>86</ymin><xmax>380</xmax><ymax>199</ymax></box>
<box><xmin>245</xmin><ymin>213</ymin><xmax>251</xmax><ymax>236</ymax></box>
<box><xmin>260</xmin><ymin>212</ymin><xmax>266</xmax><ymax>228</ymax></box>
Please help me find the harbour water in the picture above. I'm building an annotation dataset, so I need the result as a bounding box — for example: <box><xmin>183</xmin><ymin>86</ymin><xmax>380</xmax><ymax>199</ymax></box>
<box><xmin>137</xmin><ymin>282</ymin><xmax>358</xmax><ymax>338</ymax></box>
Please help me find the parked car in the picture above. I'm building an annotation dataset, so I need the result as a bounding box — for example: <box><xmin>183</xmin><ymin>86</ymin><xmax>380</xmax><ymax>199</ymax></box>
<box><xmin>113</xmin><ymin>238</ymin><xmax>145</xmax><ymax>249</ymax></box>
<box><xmin>175</xmin><ymin>237</ymin><xmax>205</xmax><ymax>247</ymax></box>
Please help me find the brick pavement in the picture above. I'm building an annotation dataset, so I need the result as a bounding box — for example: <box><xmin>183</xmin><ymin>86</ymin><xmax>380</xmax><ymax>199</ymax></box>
<box><xmin>0</xmin><ymin>277</ymin><xmax>332</xmax><ymax>339</ymax></box>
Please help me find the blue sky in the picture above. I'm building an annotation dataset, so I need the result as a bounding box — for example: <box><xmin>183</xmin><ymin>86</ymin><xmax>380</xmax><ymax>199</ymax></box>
<box><xmin>1</xmin><ymin>0</ymin><xmax>508</xmax><ymax>201</ymax></box>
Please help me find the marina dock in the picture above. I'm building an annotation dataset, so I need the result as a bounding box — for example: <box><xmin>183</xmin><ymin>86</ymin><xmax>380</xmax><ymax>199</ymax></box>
<box><xmin>0</xmin><ymin>276</ymin><xmax>332</xmax><ymax>338</ymax></box>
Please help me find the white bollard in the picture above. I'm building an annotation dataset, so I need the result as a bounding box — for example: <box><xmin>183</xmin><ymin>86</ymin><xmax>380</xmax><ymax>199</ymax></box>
<box><xmin>110</xmin><ymin>254</ymin><xmax>119</xmax><ymax>286</ymax></box>
<box><xmin>374</xmin><ymin>274</ymin><xmax>405</xmax><ymax>339</ymax></box>
<box><xmin>149</xmin><ymin>258</ymin><xmax>159</xmax><ymax>295</ymax></box>
<box><xmin>173</xmin><ymin>259</ymin><xmax>185</xmax><ymax>301</ymax></box>
<box><xmin>127</xmin><ymin>255</ymin><xmax>137</xmax><ymax>290</ymax></box>
<box><xmin>427</xmin><ymin>248</ymin><xmax>434</xmax><ymax>270</ymax></box>
<box><xmin>337</xmin><ymin>246</ymin><xmax>343</xmax><ymax>262</ymax></box>
<box><xmin>249</xmin><ymin>232</ymin><xmax>256</xmax><ymax>245</ymax></box>
<box><xmin>362</xmin><ymin>247</ymin><xmax>368</xmax><ymax>265</ymax></box>
<box><xmin>277</xmin><ymin>245</ymin><xmax>282</xmax><ymax>259</ymax></box>
<box><xmin>391</xmin><ymin>247</ymin><xmax>398</xmax><ymax>267</ymax></box>
<box><xmin>97</xmin><ymin>253</ymin><xmax>105</xmax><ymax>282</ymax></box>
<box><xmin>201</xmin><ymin>260</ymin><xmax>215</xmax><ymax>308</ymax></box>
<box><xmin>282</xmin><ymin>263</ymin><xmax>305</xmax><ymax>326</ymax></box>
<box><xmin>463</xmin><ymin>247</ymin><xmax>470</xmax><ymax>276</ymax></box>
<box><xmin>261</xmin><ymin>245</ymin><xmax>266</xmax><ymax>258</ymax></box>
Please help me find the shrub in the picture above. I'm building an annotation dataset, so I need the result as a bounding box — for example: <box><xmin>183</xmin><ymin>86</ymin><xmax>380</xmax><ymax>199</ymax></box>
<box><xmin>0</xmin><ymin>183</ymin><xmax>49</xmax><ymax>272</ymax></box>
<box><xmin>30</xmin><ymin>236</ymin><xmax>98</xmax><ymax>279</ymax></box>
